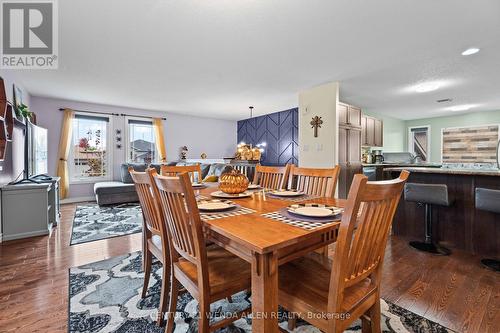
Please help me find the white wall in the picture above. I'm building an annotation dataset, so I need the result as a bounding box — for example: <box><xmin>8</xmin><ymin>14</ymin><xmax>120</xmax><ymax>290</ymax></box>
<box><xmin>30</xmin><ymin>96</ymin><xmax>237</xmax><ymax>199</ymax></box>
<box><xmin>298</xmin><ymin>82</ymin><xmax>339</xmax><ymax>167</ymax></box>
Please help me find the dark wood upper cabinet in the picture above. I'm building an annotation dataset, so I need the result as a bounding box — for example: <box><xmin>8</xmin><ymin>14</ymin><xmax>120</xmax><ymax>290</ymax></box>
<box><xmin>338</xmin><ymin>103</ymin><xmax>349</xmax><ymax>125</ymax></box>
<box><xmin>361</xmin><ymin>115</ymin><xmax>366</xmax><ymax>145</ymax></box>
<box><xmin>365</xmin><ymin>116</ymin><xmax>375</xmax><ymax>146</ymax></box>
<box><xmin>361</xmin><ymin>114</ymin><xmax>383</xmax><ymax>147</ymax></box>
<box><xmin>338</xmin><ymin>102</ymin><xmax>361</xmax><ymax>128</ymax></box>
<box><xmin>348</xmin><ymin>105</ymin><xmax>361</xmax><ymax>128</ymax></box>
<box><xmin>374</xmin><ymin>118</ymin><xmax>383</xmax><ymax>147</ymax></box>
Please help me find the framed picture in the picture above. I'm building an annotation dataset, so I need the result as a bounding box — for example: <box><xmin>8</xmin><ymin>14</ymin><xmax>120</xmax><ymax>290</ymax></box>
<box><xmin>13</xmin><ymin>84</ymin><xmax>22</xmax><ymax>108</ymax></box>
<box><xmin>12</xmin><ymin>84</ymin><xmax>24</xmax><ymax>121</ymax></box>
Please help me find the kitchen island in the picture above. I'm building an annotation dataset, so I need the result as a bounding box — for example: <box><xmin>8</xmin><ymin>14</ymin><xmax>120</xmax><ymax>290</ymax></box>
<box><xmin>385</xmin><ymin>167</ymin><xmax>500</xmax><ymax>257</ymax></box>
<box><xmin>362</xmin><ymin>163</ymin><xmax>441</xmax><ymax>180</ymax></box>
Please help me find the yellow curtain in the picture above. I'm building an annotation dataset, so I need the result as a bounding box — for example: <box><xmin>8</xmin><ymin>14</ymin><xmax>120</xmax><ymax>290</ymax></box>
<box><xmin>153</xmin><ymin>118</ymin><xmax>167</xmax><ymax>162</ymax></box>
<box><xmin>56</xmin><ymin>109</ymin><xmax>74</xmax><ymax>199</ymax></box>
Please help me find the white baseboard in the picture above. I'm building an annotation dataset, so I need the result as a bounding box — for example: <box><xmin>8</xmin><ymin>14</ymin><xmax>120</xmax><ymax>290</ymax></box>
<box><xmin>2</xmin><ymin>230</ymin><xmax>49</xmax><ymax>242</ymax></box>
<box><xmin>61</xmin><ymin>196</ymin><xmax>96</xmax><ymax>204</ymax></box>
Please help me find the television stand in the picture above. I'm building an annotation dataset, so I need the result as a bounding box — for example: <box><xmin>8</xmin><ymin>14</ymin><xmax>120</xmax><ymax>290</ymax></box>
<box><xmin>0</xmin><ymin>177</ymin><xmax>60</xmax><ymax>241</ymax></box>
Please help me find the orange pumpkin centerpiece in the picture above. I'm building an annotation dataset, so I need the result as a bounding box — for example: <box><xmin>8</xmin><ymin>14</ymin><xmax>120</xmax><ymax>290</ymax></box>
<box><xmin>219</xmin><ymin>169</ymin><xmax>249</xmax><ymax>194</ymax></box>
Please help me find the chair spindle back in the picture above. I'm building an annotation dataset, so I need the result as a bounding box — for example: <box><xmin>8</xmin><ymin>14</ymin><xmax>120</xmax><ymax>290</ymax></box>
<box><xmin>288</xmin><ymin>165</ymin><xmax>341</xmax><ymax>198</ymax></box>
<box><xmin>160</xmin><ymin>164</ymin><xmax>203</xmax><ymax>183</ymax></box>
<box><xmin>129</xmin><ymin>167</ymin><xmax>164</xmax><ymax>235</ymax></box>
<box><xmin>253</xmin><ymin>164</ymin><xmax>290</xmax><ymax>190</ymax></box>
<box><xmin>153</xmin><ymin>172</ymin><xmax>206</xmax><ymax>265</ymax></box>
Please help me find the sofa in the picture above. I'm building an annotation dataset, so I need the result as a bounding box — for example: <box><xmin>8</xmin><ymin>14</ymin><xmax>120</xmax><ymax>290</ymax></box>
<box><xmin>94</xmin><ymin>161</ymin><xmax>233</xmax><ymax>206</ymax></box>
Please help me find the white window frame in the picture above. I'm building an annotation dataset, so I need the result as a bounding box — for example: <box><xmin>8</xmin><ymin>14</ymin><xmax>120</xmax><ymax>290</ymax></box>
<box><xmin>408</xmin><ymin>125</ymin><xmax>431</xmax><ymax>162</ymax></box>
<box><xmin>69</xmin><ymin>112</ymin><xmax>114</xmax><ymax>184</ymax></box>
<box><xmin>124</xmin><ymin>116</ymin><xmax>158</xmax><ymax>164</ymax></box>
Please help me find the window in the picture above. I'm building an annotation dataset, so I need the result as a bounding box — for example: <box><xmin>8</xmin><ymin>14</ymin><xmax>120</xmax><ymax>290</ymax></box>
<box><xmin>126</xmin><ymin>118</ymin><xmax>156</xmax><ymax>163</ymax></box>
<box><xmin>409</xmin><ymin>126</ymin><xmax>430</xmax><ymax>162</ymax></box>
<box><xmin>70</xmin><ymin>114</ymin><xmax>112</xmax><ymax>182</ymax></box>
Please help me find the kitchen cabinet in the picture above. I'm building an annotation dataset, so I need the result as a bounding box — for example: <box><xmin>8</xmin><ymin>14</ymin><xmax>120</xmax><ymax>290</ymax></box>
<box><xmin>338</xmin><ymin>126</ymin><xmax>362</xmax><ymax>199</ymax></box>
<box><xmin>374</xmin><ymin>118</ymin><xmax>383</xmax><ymax>147</ymax></box>
<box><xmin>338</xmin><ymin>102</ymin><xmax>363</xmax><ymax>198</ymax></box>
<box><xmin>338</xmin><ymin>102</ymin><xmax>361</xmax><ymax>128</ymax></box>
<box><xmin>361</xmin><ymin>116</ymin><xmax>366</xmax><ymax>144</ymax></box>
<box><xmin>361</xmin><ymin>115</ymin><xmax>383</xmax><ymax>147</ymax></box>
<box><xmin>338</xmin><ymin>103</ymin><xmax>349</xmax><ymax>125</ymax></box>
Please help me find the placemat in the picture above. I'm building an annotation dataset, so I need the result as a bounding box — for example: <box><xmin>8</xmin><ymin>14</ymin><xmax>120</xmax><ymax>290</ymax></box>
<box><xmin>262</xmin><ymin>209</ymin><xmax>341</xmax><ymax>230</ymax></box>
<box><xmin>265</xmin><ymin>193</ymin><xmax>321</xmax><ymax>202</ymax></box>
<box><xmin>200</xmin><ymin>205</ymin><xmax>256</xmax><ymax>221</ymax></box>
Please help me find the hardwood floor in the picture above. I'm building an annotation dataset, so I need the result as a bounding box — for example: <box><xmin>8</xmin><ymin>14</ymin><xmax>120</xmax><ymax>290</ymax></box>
<box><xmin>0</xmin><ymin>203</ymin><xmax>498</xmax><ymax>332</ymax></box>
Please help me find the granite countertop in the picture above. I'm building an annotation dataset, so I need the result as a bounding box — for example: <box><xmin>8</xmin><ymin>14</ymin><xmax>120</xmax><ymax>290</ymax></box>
<box><xmin>384</xmin><ymin>166</ymin><xmax>500</xmax><ymax>176</ymax></box>
<box><xmin>362</xmin><ymin>163</ymin><xmax>442</xmax><ymax>167</ymax></box>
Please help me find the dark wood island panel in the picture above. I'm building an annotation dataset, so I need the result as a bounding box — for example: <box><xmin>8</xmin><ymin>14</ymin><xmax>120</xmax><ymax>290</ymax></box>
<box><xmin>386</xmin><ymin>169</ymin><xmax>500</xmax><ymax>257</ymax></box>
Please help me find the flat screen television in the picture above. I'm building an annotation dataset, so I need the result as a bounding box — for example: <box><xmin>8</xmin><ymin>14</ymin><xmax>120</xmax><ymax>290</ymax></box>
<box><xmin>28</xmin><ymin>122</ymin><xmax>48</xmax><ymax>176</ymax></box>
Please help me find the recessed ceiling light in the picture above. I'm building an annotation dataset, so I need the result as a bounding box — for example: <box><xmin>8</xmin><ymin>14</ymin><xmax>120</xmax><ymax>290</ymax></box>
<box><xmin>447</xmin><ymin>104</ymin><xmax>475</xmax><ymax>112</ymax></box>
<box><xmin>462</xmin><ymin>48</ymin><xmax>480</xmax><ymax>56</ymax></box>
<box><xmin>414</xmin><ymin>82</ymin><xmax>441</xmax><ymax>93</ymax></box>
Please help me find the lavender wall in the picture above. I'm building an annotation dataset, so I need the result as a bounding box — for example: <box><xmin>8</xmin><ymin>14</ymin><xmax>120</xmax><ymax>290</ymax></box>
<box><xmin>0</xmin><ymin>72</ymin><xmax>31</xmax><ymax>186</ymax></box>
<box><xmin>30</xmin><ymin>96</ymin><xmax>236</xmax><ymax>199</ymax></box>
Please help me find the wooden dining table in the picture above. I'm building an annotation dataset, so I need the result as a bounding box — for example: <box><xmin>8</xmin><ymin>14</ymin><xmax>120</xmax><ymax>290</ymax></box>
<box><xmin>196</xmin><ymin>184</ymin><xmax>346</xmax><ymax>332</ymax></box>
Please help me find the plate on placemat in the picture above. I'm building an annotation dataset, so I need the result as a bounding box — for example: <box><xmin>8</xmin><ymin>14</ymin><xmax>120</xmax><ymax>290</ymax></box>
<box><xmin>288</xmin><ymin>203</ymin><xmax>343</xmax><ymax>218</ymax></box>
<box><xmin>197</xmin><ymin>199</ymin><xmax>236</xmax><ymax>211</ymax></box>
<box><xmin>269</xmin><ymin>189</ymin><xmax>304</xmax><ymax>197</ymax></box>
<box><xmin>210</xmin><ymin>191</ymin><xmax>252</xmax><ymax>199</ymax></box>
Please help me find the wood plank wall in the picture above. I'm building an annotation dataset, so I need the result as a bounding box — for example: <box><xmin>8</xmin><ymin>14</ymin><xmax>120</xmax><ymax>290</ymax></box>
<box><xmin>442</xmin><ymin>125</ymin><xmax>499</xmax><ymax>163</ymax></box>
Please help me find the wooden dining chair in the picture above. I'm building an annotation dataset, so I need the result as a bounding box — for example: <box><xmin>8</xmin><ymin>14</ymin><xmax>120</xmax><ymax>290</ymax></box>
<box><xmin>160</xmin><ymin>164</ymin><xmax>203</xmax><ymax>183</ymax></box>
<box><xmin>280</xmin><ymin>171</ymin><xmax>409</xmax><ymax>333</ymax></box>
<box><xmin>252</xmin><ymin>164</ymin><xmax>291</xmax><ymax>190</ymax></box>
<box><xmin>287</xmin><ymin>165</ymin><xmax>341</xmax><ymax>257</ymax></box>
<box><xmin>152</xmin><ymin>171</ymin><xmax>252</xmax><ymax>332</ymax></box>
<box><xmin>128</xmin><ymin>167</ymin><xmax>170</xmax><ymax>326</ymax></box>
<box><xmin>287</xmin><ymin>165</ymin><xmax>341</xmax><ymax>198</ymax></box>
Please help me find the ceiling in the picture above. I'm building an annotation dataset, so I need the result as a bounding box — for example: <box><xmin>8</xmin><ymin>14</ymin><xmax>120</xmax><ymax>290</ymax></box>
<box><xmin>4</xmin><ymin>0</ymin><xmax>500</xmax><ymax>120</ymax></box>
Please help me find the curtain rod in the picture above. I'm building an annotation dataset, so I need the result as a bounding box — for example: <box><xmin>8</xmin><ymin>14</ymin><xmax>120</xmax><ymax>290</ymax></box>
<box><xmin>58</xmin><ymin>108</ymin><xmax>166</xmax><ymax>120</ymax></box>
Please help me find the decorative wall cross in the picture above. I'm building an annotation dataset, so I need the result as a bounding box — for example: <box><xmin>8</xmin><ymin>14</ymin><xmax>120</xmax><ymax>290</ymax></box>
<box><xmin>310</xmin><ymin>116</ymin><xmax>323</xmax><ymax>137</ymax></box>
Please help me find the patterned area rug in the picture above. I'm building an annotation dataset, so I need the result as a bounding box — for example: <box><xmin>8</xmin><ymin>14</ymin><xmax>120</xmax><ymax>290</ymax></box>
<box><xmin>70</xmin><ymin>203</ymin><xmax>142</xmax><ymax>245</ymax></box>
<box><xmin>69</xmin><ymin>252</ymin><xmax>455</xmax><ymax>333</ymax></box>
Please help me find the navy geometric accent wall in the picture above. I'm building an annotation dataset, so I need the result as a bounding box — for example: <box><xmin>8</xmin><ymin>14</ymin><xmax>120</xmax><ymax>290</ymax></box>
<box><xmin>237</xmin><ymin>108</ymin><xmax>298</xmax><ymax>166</ymax></box>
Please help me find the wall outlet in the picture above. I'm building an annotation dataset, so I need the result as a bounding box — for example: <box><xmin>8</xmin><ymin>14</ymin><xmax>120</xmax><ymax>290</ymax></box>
<box><xmin>303</xmin><ymin>144</ymin><xmax>309</xmax><ymax>152</ymax></box>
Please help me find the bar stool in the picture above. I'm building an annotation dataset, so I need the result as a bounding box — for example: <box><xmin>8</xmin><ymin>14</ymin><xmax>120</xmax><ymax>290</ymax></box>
<box><xmin>404</xmin><ymin>183</ymin><xmax>452</xmax><ymax>255</ymax></box>
<box><xmin>475</xmin><ymin>188</ymin><xmax>500</xmax><ymax>271</ymax></box>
